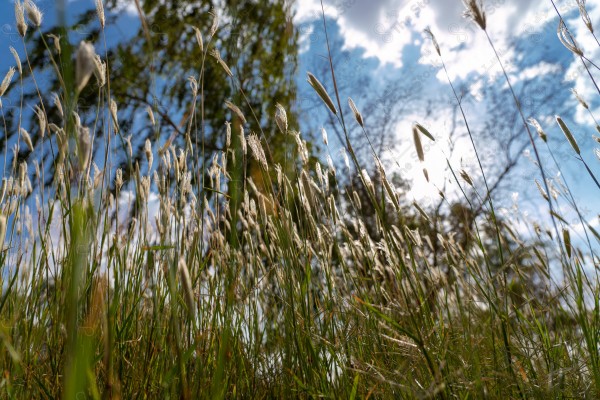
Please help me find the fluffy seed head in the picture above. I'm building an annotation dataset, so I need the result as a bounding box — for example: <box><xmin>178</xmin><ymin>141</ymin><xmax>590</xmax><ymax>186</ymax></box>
<box><xmin>146</xmin><ymin>106</ymin><xmax>155</xmax><ymax>126</ymax></box>
<box><xmin>348</xmin><ymin>97</ymin><xmax>364</xmax><ymax>127</ymax></box>
<box><xmin>424</xmin><ymin>27</ymin><xmax>441</xmax><ymax>56</ymax></box>
<box><xmin>248</xmin><ymin>133</ymin><xmax>268</xmax><ymax>171</ymax></box>
<box><xmin>95</xmin><ymin>0</ymin><xmax>105</xmax><ymax>29</ymax></box>
<box><xmin>558</xmin><ymin>21</ymin><xmax>583</xmax><ymax>57</ymax></box>
<box><xmin>110</xmin><ymin>98</ymin><xmax>119</xmax><ymax>132</ymax></box>
<box><xmin>225</xmin><ymin>100</ymin><xmax>247</xmax><ymax>125</ymax></box>
<box><xmin>321</xmin><ymin>127</ymin><xmax>328</xmax><ymax>146</ymax></box>
<box><xmin>0</xmin><ymin>67</ymin><xmax>16</xmax><ymax>97</ymax></box>
<box><xmin>52</xmin><ymin>93</ymin><xmax>63</xmax><ymax>119</ymax></box>
<box><xmin>93</xmin><ymin>55</ymin><xmax>106</xmax><ymax>87</ymax></box>
<box><xmin>535</xmin><ymin>179</ymin><xmax>549</xmax><ymax>201</ymax></box>
<box><xmin>462</xmin><ymin>0</ymin><xmax>486</xmax><ymax>30</ymax></box>
<box><xmin>178</xmin><ymin>257</ymin><xmax>196</xmax><ymax>320</ymax></box>
<box><xmin>460</xmin><ymin>170</ymin><xmax>473</xmax><ymax>187</ymax></box>
<box><xmin>47</xmin><ymin>33</ymin><xmax>61</xmax><ymax>54</ymax></box>
<box><xmin>20</xmin><ymin>128</ymin><xmax>34</xmax><ymax>152</ymax></box>
<box><xmin>34</xmin><ymin>105</ymin><xmax>46</xmax><ymax>138</ymax></box>
<box><xmin>209</xmin><ymin>11</ymin><xmax>219</xmax><ymax>38</ymax></box>
<box><xmin>76</xmin><ymin>41</ymin><xmax>97</xmax><ymax>93</ymax></box>
<box><xmin>191</xmin><ymin>25</ymin><xmax>203</xmax><ymax>53</ymax></box>
<box><xmin>9</xmin><ymin>47</ymin><xmax>21</xmax><ymax>76</ymax></box>
<box><xmin>77</xmin><ymin>125</ymin><xmax>92</xmax><ymax>170</ymax></box>
<box><xmin>528</xmin><ymin>118</ymin><xmax>547</xmax><ymax>142</ymax></box>
<box><xmin>145</xmin><ymin>139</ymin><xmax>153</xmax><ymax>170</ymax></box>
<box><xmin>0</xmin><ymin>214</ymin><xmax>6</xmax><ymax>251</ymax></box>
<box><xmin>275</xmin><ymin>103</ymin><xmax>288</xmax><ymax>133</ymax></box>
<box><xmin>15</xmin><ymin>1</ymin><xmax>27</xmax><ymax>37</ymax></box>
<box><xmin>577</xmin><ymin>1</ymin><xmax>593</xmax><ymax>34</ymax></box>
<box><xmin>24</xmin><ymin>0</ymin><xmax>42</xmax><ymax>28</ymax></box>
<box><xmin>210</xmin><ymin>49</ymin><xmax>233</xmax><ymax>77</ymax></box>
<box><xmin>571</xmin><ymin>88</ymin><xmax>588</xmax><ymax>109</ymax></box>
<box><xmin>225</xmin><ymin>121</ymin><xmax>231</xmax><ymax>147</ymax></box>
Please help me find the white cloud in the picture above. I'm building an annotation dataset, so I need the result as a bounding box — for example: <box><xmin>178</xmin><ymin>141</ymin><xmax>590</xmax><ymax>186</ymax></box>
<box><xmin>294</xmin><ymin>0</ymin><xmax>559</xmax><ymax>78</ymax></box>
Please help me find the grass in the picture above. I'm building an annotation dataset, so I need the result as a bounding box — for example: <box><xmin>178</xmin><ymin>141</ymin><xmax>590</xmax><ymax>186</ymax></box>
<box><xmin>1</xmin><ymin>0</ymin><xmax>600</xmax><ymax>398</ymax></box>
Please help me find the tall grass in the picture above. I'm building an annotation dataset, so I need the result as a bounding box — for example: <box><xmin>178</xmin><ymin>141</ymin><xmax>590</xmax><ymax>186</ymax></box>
<box><xmin>0</xmin><ymin>1</ymin><xmax>599</xmax><ymax>398</ymax></box>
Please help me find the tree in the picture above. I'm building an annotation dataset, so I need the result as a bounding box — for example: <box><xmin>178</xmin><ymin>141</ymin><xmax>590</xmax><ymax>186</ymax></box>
<box><xmin>9</xmin><ymin>0</ymin><xmax>301</xmax><ymax>192</ymax></box>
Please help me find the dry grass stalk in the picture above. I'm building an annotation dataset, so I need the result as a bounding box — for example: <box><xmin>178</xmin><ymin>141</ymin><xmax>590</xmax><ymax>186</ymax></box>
<box><xmin>557</xmin><ymin>21</ymin><xmax>583</xmax><ymax>57</ymax></box>
<box><xmin>307</xmin><ymin>72</ymin><xmax>337</xmax><ymax>115</ymax></box>
<box><xmin>415</xmin><ymin>123</ymin><xmax>435</xmax><ymax>141</ymax></box>
<box><xmin>348</xmin><ymin>97</ymin><xmax>363</xmax><ymax>127</ymax></box>
<box><xmin>210</xmin><ymin>49</ymin><xmax>233</xmax><ymax>77</ymax></box>
<box><xmin>20</xmin><ymin>128</ymin><xmax>33</xmax><ymax>152</ymax></box>
<box><xmin>571</xmin><ymin>89</ymin><xmax>589</xmax><ymax>109</ymax></box>
<box><xmin>413</xmin><ymin>126</ymin><xmax>425</xmax><ymax>162</ymax></box>
<box><xmin>110</xmin><ymin>98</ymin><xmax>119</xmax><ymax>132</ymax></box>
<box><xmin>556</xmin><ymin>116</ymin><xmax>580</xmax><ymax>155</ymax></box>
<box><xmin>577</xmin><ymin>0</ymin><xmax>593</xmax><ymax>33</ymax></box>
<box><xmin>225</xmin><ymin>100</ymin><xmax>247</xmax><ymax>125</ymax></box>
<box><xmin>528</xmin><ymin>118</ymin><xmax>547</xmax><ymax>142</ymax></box>
<box><xmin>460</xmin><ymin>170</ymin><xmax>473</xmax><ymax>187</ymax></box>
<box><xmin>535</xmin><ymin>179</ymin><xmax>549</xmax><ymax>201</ymax></box>
<box><xmin>424</xmin><ymin>28</ymin><xmax>441</xmax><ymax>56</ymax></box>
<box><xmin>191</xmin><ymin>26</ymin><xmax>203</xmax><ymax>53</ymax></box>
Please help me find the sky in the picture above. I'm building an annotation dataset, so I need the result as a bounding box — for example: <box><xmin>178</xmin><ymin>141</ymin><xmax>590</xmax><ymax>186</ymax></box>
<box><xmin>293</xmin><ymin>0</ymin><xmax>600</xmax><ymax>237</ymax></box>
<box><xmin>0</xmin><ymin>0</ymin><xmax>598</xmax><ymax>249</ymax></box>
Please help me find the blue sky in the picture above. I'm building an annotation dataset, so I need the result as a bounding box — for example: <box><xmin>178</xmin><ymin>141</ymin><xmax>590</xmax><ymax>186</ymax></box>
<box><xmin>294</xmin><ymin>0</ymin><xmax>600</xmax><ymax>239</ymax></box>
<box><xmin>0</xmin><ymin>0</ymin><xmax>599</xmax><ymax>244</ymax></box>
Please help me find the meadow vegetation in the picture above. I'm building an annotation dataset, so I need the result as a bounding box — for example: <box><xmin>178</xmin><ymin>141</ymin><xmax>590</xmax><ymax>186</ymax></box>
<box><xmin>0</xmin><ymin>0</ymin><xmax>600</xmax><ymax>398</ymax></box>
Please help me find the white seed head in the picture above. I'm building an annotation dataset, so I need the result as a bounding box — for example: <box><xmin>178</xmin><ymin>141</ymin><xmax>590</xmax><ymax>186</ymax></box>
<box><xmin>75</xmin><ymin>41</ymin><xmax>97</xmax><ymax>93</ymax></box>
<box><xmin>95</xmin><ymin>0</ymin><xmax>105</xmax><ymax>29</ymax></box>
<box><xmin>24</xmin><ymin>0</ymin><xmax>43</xmax><ymax>28</ymax></box>
<box><xmin>78</xmin><ymin>125</ymin><xmax>92</xmax><ymax>169</ymax></box>
<box><xmin>34</xmin><ymin>105</ymin><xmax>46</xmax><ymax>138</ymax></box>
<box><xmin>110</xmin><ymin>98</ymin><xmax>119</xmax><ymax>132</ymax></box>
<box><xmin>93</xmin><ymin>54</ymin><xmax>106</xmax><ymax>87</ymax></box>
<box><xmin>209</xmin><ymin>11</ymin><xmax>219</xmax><ymax>38</ymax></box>
<box><xmin>52</xmin><ymin>93</ymin><xmax>64</xmax><ymax>119</ymax></box>
<box><xmin>275</xmin><ymin>103</ymin><xmax>288</xmax><ymax>134</ymax></box>
<box><xmin>15</xmin><ymin>1</ymin><xmax>27</xmax><ymax>37</ymax></box>
<box><xmin>0</xmin><ymin>67</ymin><xmax>16</xmax><ymax>98</ymax></box>
<box><xmin>146</xmin><ymin>105</ymin><xmax>155</xmax><ymax>126</ymax></box>
<box><xmin>9</xmin><ymin>47</ymin><xmax>22</xmax><ymax>76</ymax></box>
<box><xmin>225</xmin><ymin>121</ymin><xmax>231</xmax><ymax>148</ymax></box>
<box><xmin>145</xmin><ymin>139</ymin><xmax>153</xmax><ymax>170</ymax></box>
<box><xmin>348</xmin><ymin>97</ymin><xmax>364</xmax><ymax>127</ymax></box>
<box><xmin>191</xmin><ymin>25</ymin><xmax>203</xmax><ymax>53</ymax></box>
<box><xmin>307</xmin><ymin>72</ymin><xmax>337</xmax><ymax>115</ymax></box>
<box><xmin>47</xmin><ymin>33</ymin><xmax>61</xmax><ymax>54</ymax></box>
<box><xmin>528</xmin><ymin>118</ymin><xmax>547</xmax><ymax>142</ymax></box>
<box><xmin>321</xmin><ymin>127</ymin><xmax>328</xmax><ymax>146</ymax></box>
<box><xmin>20</xmin><ymin>128</ymin><xmax>34</xmax><ymax>152</ymax></box>
<box><xmin>247</xmin><ymin>133</ymin><xmax>268</xmax><ymax>171</ymax></box>
<box><xmin>210</xmin><ymin>49</ymin><xmax>233</xmax><ymax>77</ymax></box>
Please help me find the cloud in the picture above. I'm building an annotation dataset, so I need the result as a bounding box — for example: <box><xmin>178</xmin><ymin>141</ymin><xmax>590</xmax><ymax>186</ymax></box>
<box><xmin>295</xmin><ymin>0</ymin><xmax>553</xmax><ymax>75</ymax></box>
